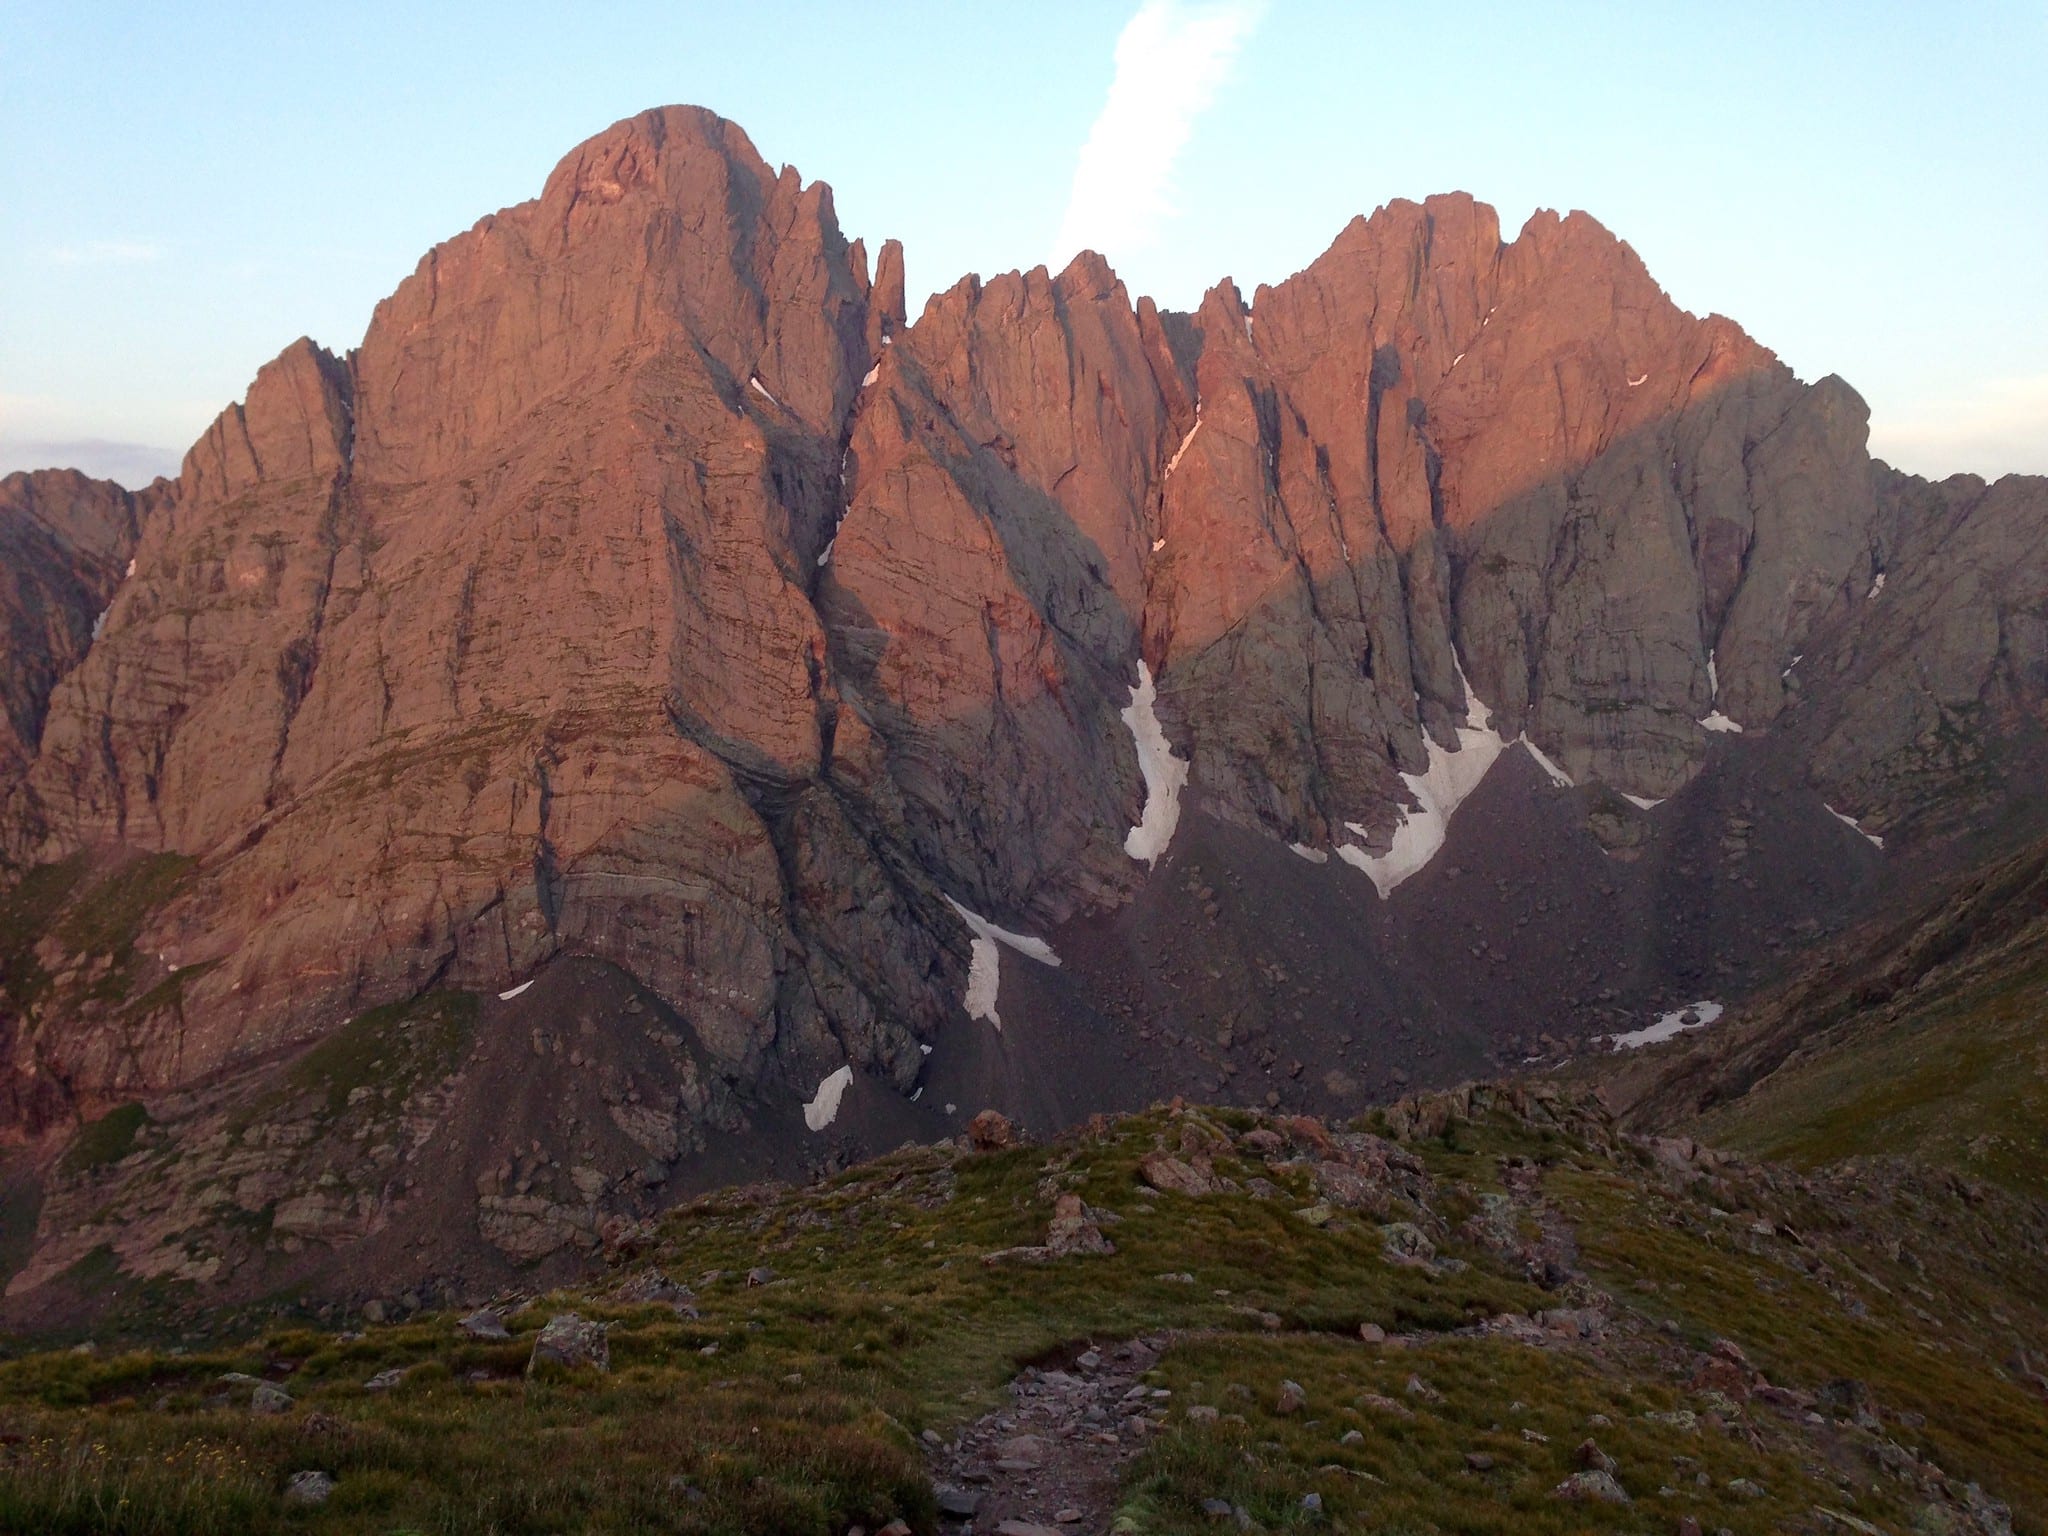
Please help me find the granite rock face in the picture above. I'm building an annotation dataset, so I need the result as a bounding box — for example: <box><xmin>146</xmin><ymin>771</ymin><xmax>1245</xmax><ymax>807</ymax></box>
<box><xmin>0</xmin><ymin>470</ymin><xmax>154</xmax><ymax>823</ymax></box>
<box><xmin>1</xmin><ymin>107</ymin><xmax>2044</xmax><ymax>1305</ymax></box>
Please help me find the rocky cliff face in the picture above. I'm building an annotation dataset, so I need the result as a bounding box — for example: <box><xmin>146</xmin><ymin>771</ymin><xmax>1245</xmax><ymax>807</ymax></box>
<box><xmin>0</xmin><ymin>470</ymin><xmax>154</xmax><ymax>826</ymax></box>
<box><xmin>1</xmin><ymin>105</ymin><xmax>2042</xmax><ymax>1314</ymax></box>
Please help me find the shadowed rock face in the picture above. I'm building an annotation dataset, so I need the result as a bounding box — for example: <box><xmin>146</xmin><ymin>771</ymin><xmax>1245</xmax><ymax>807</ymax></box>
<box><xmin>0</xmin><ymin>470</ymin><xmax>154</xmax><ymax>817</ymax></box>
<box><xmin>0</xmin><ymin>106</ymin><xmax>2043</xmax><ymax>1294</ymax></box>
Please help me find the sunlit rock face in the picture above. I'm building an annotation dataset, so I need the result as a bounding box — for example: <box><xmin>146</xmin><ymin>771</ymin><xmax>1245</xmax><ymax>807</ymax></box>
<box><xmin>1</xmin><ymin>108</ymin><xmax>2042</xmax><ymax>1299</ymax></box>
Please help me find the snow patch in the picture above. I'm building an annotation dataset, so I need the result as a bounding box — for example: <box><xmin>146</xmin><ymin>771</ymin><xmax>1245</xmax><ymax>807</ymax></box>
<box><xmin>1699</xmin><ymin>711</ymin><xmax>1744</xmax><ymax>734</ymax></box>
<box><xmin>803</xmin><ymin>1065</ymin><xmax>854</xmax><ymax>1132</ymax></box>
<box><xmin>497</xmin><ymin>980</ymin><xmax>535</xmax><ymax>1001</ymax></box>
<box><xmin>1517</xmin><ymin>735</ymin><xmax>1574</xmax><ymax>788</ymax></box>
<box><xmin>748</xmin><ymin>376</ymin><xmax>779</xmax><ymax>406</ymax></box>
<box><xmin>816</xmin><ymin>537</ymin><xmax>836</xmax><ymax>568</ymax></box>
<box><xmin>1151</xmin><ymin>537</ymin><xmax>1167</xmax><ymax>553</ymax></box>
<box><xmin>1288</xmin><ymin>843</ymin><xmax>1329</xmax><ymax>864</ymax></box>
<box><xmin>1606</xmin><ymin>1000</ymin><xmax>1724</xmax><ymax>1052</ymax></box>
<box><xmin>1165</xmin><ymin>416</ymin><xmax>1203</xmax><ymax>476</ymax></box>
<box><xmin>1627</xmin><ymin>373</ymin><xmax>1649</xmax><ymax>388</ymax></box>
<box><xmin>1706</xmin><ymin>650</ymin><xmax>1719</xmax><ymax>700</ymax></box>
<box><xmin>91</xmin><ymin>609</ymin><xmax>108</xmax><ymax>640</ymax></box>
<box><xmin>945</xmin><ymin>896</ymin><xmax>1061</xmax><ymax>1030</ymax></box>
<box><xmin>1825</xmin><ymin>804</ymin><xmax>1885</xmax><ymax>851</ymax></box>
<box><xmin>1621</xmin><ymin>793</ymin><xmax>1664</xmax><ymax>811</ymax></box>
<box><xmin>1450</xmin><ymin>351</ymin><xmax>1465</xmax><ymax>369</ymax></box>
<box><xmin>860</xmin><ymin>363</ymin><xmax>880</xmax><ymax>388</ymax></box>
<box><xmin>1337</xmin><ymin>658</ymin><xmax>1508</xmax><ymax>898</ymax></box>
<box><xmin>1867</xmin><ymin>571</ymin><xmax>1887</xmax><ymax>599</ymax></box>
<box><xmin>1121</xmin><ymin>661</ymin><xmax>1189</xmax><ymax>865</ymax></box>
<box><xmin>1782</xmin><ymin>654</ymin><xmax>1803</xmax><ymax>679</ymax></box>
<box><xmin>125</xmin><ymin>558</ymin><xmax>136</xmax><ymax>577</ymax></box>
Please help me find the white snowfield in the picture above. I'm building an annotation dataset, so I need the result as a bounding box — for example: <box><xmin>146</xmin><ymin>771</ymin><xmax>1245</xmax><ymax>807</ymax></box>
<box><xmin>1314</xmin><ymin>666</ymin><xmax>1577</xmax><ymax>896</ymax></box>
<box><xmin>802</xmin><ymin>1065</ymin><xmax>853</xmax><ymax>1132</ymax></box>
<box><xmin>1707</xmin><ymin>651</ymin><xmax>1719</xmax><ymax>699</ymax></box>
<box><xmin>1867</xmin><ymin>571</ymin><xmax>1887</xmax><ymax>599</ymax></box>
<box><xmin>1336</xmin><ymin>659</ymin><xmax>1507</xmax><ymax>898</ymax></box>
<box><xmin>1699</xmin><ymin>711</ymin><xmax>1744</xmax><ymax>734</ymax></box>
<box><xmin>1121</xmin><ymin>661</ymin><xmax>1189</xmax><ymax>865</ymax></box>
<box><xmin>1164</xmin><ymin>415</ymin><xmax>1203</xmax><ymax>476</ymax></box>
<box><xmin>1606</xmin><ymin>1000</ymin><xmax>1724</xmax><ymax>1051</ymax></box>
<box><xmin>944</xmin><ymin>896</ymin><xmax>1060</xmax><ymax>1030</ymax></box>
<box><xmin>1288</xmin><ymin>843</ymin><xmax>1329</xmax><ymax>864</ymax></box>
<box><xmin>497</xmin><ymin>980</ymin><xmax>535</xmax><ymax>1001</ymax></box>
<box><xmin>1622</xmin><ymin>792</ymin><xmax>1665</xmax><ymax>811</ymax></box>
<box><xmin>748</xmin><ymin>376</ymin><xmax>779</xmax><ymax>406</ymax></box>
<box><xmin>1518</xmin><ymin>735</ymin><xmax>1574</xmax><ymax>788</ymax></box>
<box><xmin>1825</xmin><ymin>803</ymin><xmax>1885</xmax><ymax>850</ymax></box>
<box><xmin>815</xmin><ymin>537</ymin><xmax>835</xmax><ymax>568</ymax></box>
<box><xmin>860</xmin><ymin>362</ymin><xmax>880</xmax><ymax>388</ymax></box>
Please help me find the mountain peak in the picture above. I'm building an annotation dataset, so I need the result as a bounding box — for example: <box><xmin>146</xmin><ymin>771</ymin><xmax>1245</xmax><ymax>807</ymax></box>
<box><xmin>1</xmin><ymin>107</ymin><xmax>2043</xmax><ymax>1340</ymax></box>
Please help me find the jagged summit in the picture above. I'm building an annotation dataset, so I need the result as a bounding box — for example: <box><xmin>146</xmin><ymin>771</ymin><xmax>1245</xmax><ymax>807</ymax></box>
<box><xmin>0</xmin><ymin>106</ymin><xmax>2043</xmax><ymax>1321</ymax></box>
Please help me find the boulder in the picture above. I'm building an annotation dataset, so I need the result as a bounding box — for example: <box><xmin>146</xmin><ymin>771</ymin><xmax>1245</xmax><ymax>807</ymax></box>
<box><xmin>282</xmin><ymin>1470</ymin><xmax>334</xmax><ymax>1507</ymax></box>
<box><xmin>526</xmin><ymin>1313</ymin><xmax>610</xmax><ymax>1375</ymax></box>
<box><xmin>969</xmin><ymin>1110</ymin><xmax>1016</xmax><ymax>1152</ymax></box>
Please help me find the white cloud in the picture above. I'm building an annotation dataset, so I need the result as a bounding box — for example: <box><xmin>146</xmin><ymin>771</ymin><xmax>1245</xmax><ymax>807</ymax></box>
<box><xmin>1050</xmin><ymin>0</ymin><xmax>1267</xmax><ymax>271</ymax></box>
<box><xmin>1870</xmin><ymin>373</ymin><xmax>2048</xmax><ymax>480</ymax></box>
<box><xmin>41</xmin><ymin>240</ymin><xmax>165</xmax><ymax>266</ymax></box>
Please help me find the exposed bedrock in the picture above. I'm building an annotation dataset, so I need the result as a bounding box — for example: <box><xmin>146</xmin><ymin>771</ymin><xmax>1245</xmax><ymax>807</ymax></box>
<box><xmin>1</xmin><ymin>104</ymin><xmax>2042</xmax><ymax>1182</ymax></box>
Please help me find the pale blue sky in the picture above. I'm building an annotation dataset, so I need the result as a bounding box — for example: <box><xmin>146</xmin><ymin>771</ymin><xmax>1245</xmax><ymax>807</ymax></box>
<box><xmin>3</xmin><ymin>1</ymin><xmax>2043</xmax><ymax>486</ymax></box>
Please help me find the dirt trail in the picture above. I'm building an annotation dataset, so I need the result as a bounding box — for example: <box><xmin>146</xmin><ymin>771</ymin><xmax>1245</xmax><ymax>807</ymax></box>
<box><xmin>927</xmin><ymin>1333</ymin><xmax>1175</xmax><ymax>1536</ymax></box>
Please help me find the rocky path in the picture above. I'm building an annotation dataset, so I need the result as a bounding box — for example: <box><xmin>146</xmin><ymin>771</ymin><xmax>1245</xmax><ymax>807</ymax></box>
<box><xmin>927</xmin><ymin>1333</ymin><xmax>1176</xmax><ymax>1536</ymax></box>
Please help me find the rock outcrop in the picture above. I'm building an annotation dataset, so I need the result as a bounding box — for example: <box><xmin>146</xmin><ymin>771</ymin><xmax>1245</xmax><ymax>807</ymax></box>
<box><xmin>1</xmin><ymin>104</ymin><xmax>2043</xmax><ymax>1314</ymax></box>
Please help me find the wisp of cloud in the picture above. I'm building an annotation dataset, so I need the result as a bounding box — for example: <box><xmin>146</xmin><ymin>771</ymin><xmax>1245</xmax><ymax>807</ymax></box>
<box><xmin>41</xmin><ymin>240</ymin><xmax>165</xmax><ymax>266</ymax></box>
<box><xmin>1051</xmin><ymin>0</ymin><xmax>1267</xmax><ymax>272</ymax></box>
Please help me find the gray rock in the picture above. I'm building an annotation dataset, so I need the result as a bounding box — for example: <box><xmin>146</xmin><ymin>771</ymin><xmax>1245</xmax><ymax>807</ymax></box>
<box><xmin>1552</xmin><ymin>1469</ymin><xmax>1629</xmax><ymax>1504</ymax></box>
<box><xmin>250</xmin><ymin>1383</ymin><xmax>293</xmax><ymax>1414</ymax></box>
<box><xmin>993</xmin><ymin>1432</ymin><xmax>1046</xmax><ymax>1470</ymax></box>
<box><xmin>458</xmin><ymin>1308</ymin><xmax>511</xmax><ymax>1340</ymax></box>
<box><xmin>525</xmin><ymin>1312</ymin><xmax>609</xmax><ymax>1375</ymax></box>
<box><xmin>282</xmin><ymin>1470</ymin><xmax>333</xmax><ymax>1507</ymax></box>
<box><xmin>935</xmin><ymin>1487</ymin><xmax>982</xmax><ymax>1518</ymax></box>
<box><xmin>1379</xmin><ymin>1222</ymin><xmax>1436</xmax><ymax>1265</ymax></box>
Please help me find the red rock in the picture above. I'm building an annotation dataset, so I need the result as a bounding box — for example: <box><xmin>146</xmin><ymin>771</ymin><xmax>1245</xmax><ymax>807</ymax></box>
<box><xmin>968</xmin><ymin>1109</ymin><xmax>1015</xmax><ymax>1151</ymax></box>
<box><xmin>1</xmin><ymin>104</ymin><xmax>2042</xmax><ymax>1315</ymax></box>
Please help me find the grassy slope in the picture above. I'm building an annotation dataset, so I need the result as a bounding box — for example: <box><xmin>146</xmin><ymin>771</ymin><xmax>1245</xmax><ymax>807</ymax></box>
<box><xmin>0</xmin><ymin>1097</ymin><xmax>2038</xmax><ymax>1535</ymax></box>
<box><xmin>1693</xmin><ymin>946</ymin><xmax>2048</xmax><ymax>1201</ymax></box>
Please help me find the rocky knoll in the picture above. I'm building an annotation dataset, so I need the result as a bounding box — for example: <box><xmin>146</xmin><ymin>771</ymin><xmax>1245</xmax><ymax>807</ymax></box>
<box><xmin>0</xmin><ymin>105</ymin><xmax>2043</xmax><ymax>1311</ymax></box>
